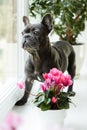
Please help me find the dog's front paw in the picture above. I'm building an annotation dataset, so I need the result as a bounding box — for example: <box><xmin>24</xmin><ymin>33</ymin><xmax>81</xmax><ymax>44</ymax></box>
<box><xmin>15</xmin><ymin>99</ymin><xmax>27</xmax><ymax>106</ymax></box>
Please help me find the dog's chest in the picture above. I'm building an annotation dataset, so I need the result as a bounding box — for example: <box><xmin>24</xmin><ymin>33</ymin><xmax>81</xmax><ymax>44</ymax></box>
<box><xmin>34</xmin><ymin>58</ymin><xmax>58</xmax><ymax>75</ymax></box>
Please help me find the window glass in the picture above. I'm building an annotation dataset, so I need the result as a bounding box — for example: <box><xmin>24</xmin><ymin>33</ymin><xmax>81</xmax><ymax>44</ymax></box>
<box><xmin>0</xmin><ymin>0</ymin><xmax>17</xmax><ymax>85</ymax></box>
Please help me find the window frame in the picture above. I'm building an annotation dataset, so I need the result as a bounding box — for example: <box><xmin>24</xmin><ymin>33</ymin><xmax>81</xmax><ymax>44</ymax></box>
<box><xmin>17</xmin><ymin>0</ymin><xmax>29</xmax><ymax>79</ymax></box>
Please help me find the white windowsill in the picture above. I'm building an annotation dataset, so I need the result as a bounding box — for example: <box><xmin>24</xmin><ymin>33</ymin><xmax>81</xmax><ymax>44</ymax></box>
<box><xmin>0</xmin><ymin>79</ymin><xmax>24</xmax><ymax>122</ymax></box>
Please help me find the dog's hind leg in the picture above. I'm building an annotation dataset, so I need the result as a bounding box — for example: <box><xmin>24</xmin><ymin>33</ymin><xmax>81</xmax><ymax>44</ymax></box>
<box><xmin>67</xmin><ymin>50</ymin><xmax>76</xmax><ymax>93</ymax></box>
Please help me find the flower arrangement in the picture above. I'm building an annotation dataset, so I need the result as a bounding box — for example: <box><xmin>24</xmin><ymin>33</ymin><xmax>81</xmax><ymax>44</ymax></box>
<box><xmin>34</xmin><ymin>68</ymin><xmax>75</xmax><ymax>111</ymax></box>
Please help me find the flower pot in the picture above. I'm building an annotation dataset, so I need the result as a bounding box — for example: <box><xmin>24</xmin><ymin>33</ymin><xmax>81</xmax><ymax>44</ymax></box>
<box><xmin>36</xmin><ymin>107</ymin><xmax>66</xmax><ymax>129</ymax></box>
<box><xmin>73</xmin><ymin>44</ymin><xmax>85</xmax><ymax>79</ymax></box>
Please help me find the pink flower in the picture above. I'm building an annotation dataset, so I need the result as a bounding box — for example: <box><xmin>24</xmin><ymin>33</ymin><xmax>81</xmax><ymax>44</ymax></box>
<box><xmin>5</xmin><ymin>112</ymin><xmax>22</xmax><ymax>129</ymax></box>
<box><xmin>45</xmin><ymin>78</ymin><xmax>51</xmax><ymax>87</ymax></box>
<box><xmin>0</xmin><ymin>112</ymin><xmax>22</xmax><ymax>130</ymax></box>
<box><xmin>50</xmin><ymin>68</ymin><xmax>62</xmax><ymax>76</ymax></box>
<box><xmin>40</xmin><ymin>84</ymin><xmax>47</xmax><ymax>92</ymax></box>
<box><xmin>57</xmin><ymin>75</ymin><xmax>64</xmax><ymax>84</ymax></box>
<box><xmin>43</xmin><ymin>73</ymin><xmax>48</xmax><ymax>80</ymax></box>
<box><xmin>48</xmin><ymin>73</ymin><xmax>53</xmax><ymax>80</ymax></box>
<box><xmin>51</xmin><ymin>81</ymin><xmax>56</xmax><ymax>87</ymax></box>
<box><xmin>43</xmin><ymin>73</ymin><xmax>53</xmax><ymax>81</ymax></box>
<box><xmin>63</xmin><ymin>75</ymin><xmax>72</xmax><ymax>86</ymax></box>
<box><xmin>52</xmin><ymin>76</ymin><xmax>60</xmax><ymax>84</ymax></box>
<box><xmin>52</xmin><ymin>97</ymin><xmax>57</xmax><ymax>103</ymax></box>
<box><xmin>17</xmin><ymin>80</ymin><xmax>25</xmax><ymax>89</ymax></box>
<box><xmin>58</xmin><ymin>83</ymin><xmax>63</xmax><ymax>90</ymax></box>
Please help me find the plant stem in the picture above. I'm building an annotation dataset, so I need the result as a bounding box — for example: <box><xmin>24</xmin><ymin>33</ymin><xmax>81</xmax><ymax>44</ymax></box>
<box><xmin>74</xmin><ymin>5</ymin><xmax>86</xmax><ymax>22</ymax></box>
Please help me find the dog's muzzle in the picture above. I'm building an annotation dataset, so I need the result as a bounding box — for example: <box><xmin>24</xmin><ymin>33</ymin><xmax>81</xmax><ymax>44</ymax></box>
<box><xmin>22</xmin><ymin>33</ymin><xmax>40</xmax><ymax>52</ymax></box>
<box><xmin>22</xmin><ymin>37</ymin><xmax>29</xmax><ymax>49</ymax></box>
<box><xmin>22</xmin><ymin>33</ymin><xmax>30</xmax><ymax>48</ymax></box>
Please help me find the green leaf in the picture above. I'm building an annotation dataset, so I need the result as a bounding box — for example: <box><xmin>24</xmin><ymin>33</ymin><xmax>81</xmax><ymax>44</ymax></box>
<box><xmin>34</xmin><ymin>93</ymin><xmax>45</xmax><ymax>106</ymax></box>
<box><xmin>58</xmin><ymin>98</ymin><xmax>70</xmax><ymax>109</ymax></box>
<box><xmin>45</xmin><ymin>98</ymin><xmax>51</xmax><ymax>105</ymax></box>
<box><xmin>68</xmin><ymin>91</ymin><xmax>76</xmax><ymax>97</ymax></box>
<box><xmin>35</xmin><ymin>92</ymin><xmax>44</xmax><ymax>98</ymax></box>
<box><xmin>40</xmin><ymin>103</ymin><xmax>51</xmax><ymax>111</ymax></box>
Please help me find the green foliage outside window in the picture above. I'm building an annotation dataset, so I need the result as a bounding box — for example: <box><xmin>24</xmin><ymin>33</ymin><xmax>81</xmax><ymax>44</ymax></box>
<box><xmin>29</xmin><ymin>0</ymin><xmax>87</xmax><ymax>44</ymax></box>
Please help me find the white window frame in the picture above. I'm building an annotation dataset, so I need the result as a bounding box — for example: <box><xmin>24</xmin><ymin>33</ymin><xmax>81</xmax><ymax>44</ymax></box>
<box><xmin>17</xmin><ymin>0</ymin><xmax>29</xmax><ymax>79</ymax></box>
<box><xmin>0</xmin><ymin>0</ymin><xmax>29</xmax><ymax>121</ymax></box>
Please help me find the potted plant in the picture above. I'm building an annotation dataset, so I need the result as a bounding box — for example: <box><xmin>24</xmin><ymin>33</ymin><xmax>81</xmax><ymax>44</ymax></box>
<box><xmin>34</xmin><ymin>68</ymin><xmax>75</xmax><ymax>108</ymax></box>
<box><xmin>29</xmin><ymin>0</ymin><xmax>87</xmax><ymax>77</ymax></box>
<box><xmin>33</xmin><ymin>68</ymin><xmax>75</xmax><ymax>127</ymax></box>
<box><xmin>34</xmin><ymin>68</ymin><xmax>74</xmax><ymax>111</ymax></box>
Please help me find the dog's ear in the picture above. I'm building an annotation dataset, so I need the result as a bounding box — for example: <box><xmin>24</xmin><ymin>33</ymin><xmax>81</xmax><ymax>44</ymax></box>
<box><xmin>23</xmin><ymin>16</ymin><xmax>30</xmax><ymax>26</ymax></box>
<box><xmin>41</xmin><ymin>14</ymin><xmax>52</xmax><ymax>33</ymax></box>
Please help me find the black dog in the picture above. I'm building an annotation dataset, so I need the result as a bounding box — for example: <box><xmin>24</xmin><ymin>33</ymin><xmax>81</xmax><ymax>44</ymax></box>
<box><xmin>16</xmin><ymin>14</ymin><xmax>76</xmax><ymax>105</ymax></box>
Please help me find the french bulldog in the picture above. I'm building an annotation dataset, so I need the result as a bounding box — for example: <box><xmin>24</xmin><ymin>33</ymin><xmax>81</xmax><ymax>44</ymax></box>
<box><xmin>16</xmin><ymin>14</ymin><xmax>76</xmax><ymax>105</ymax></box>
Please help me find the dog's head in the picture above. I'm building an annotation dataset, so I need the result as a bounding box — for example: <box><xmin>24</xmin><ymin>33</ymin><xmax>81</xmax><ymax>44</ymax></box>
<box><xmin>22</xmin><ymin>14</ymin><xmax>52</xmax><ymax>54</ymax></box>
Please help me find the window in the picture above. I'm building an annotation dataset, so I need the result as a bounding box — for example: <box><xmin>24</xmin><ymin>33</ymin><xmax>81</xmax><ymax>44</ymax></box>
<box><xmin>0</xmin><ymin>0</ymin><xmax>29</xmax><ymax>87</ymax></box>
<box><xmin>0</xmin><ymin>0</ymin><xmax>17</xmax><ymax>85</ymax></box>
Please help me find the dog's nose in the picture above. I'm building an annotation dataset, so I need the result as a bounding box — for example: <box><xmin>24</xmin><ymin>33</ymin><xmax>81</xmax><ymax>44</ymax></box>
<box><xmin>24</xmin><ymin>33</ymin><xmax>31</xmax><ymax>38</ymax></box>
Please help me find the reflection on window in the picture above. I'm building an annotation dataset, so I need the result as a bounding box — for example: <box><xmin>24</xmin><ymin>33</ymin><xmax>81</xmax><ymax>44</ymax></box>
<box><xmin>0</xmin><ymin>0</ymin><xmax>17</xmax><ymax>85</ymax></box>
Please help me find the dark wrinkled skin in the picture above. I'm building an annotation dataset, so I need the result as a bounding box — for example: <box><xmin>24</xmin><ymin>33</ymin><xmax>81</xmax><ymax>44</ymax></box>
<box><xmin>15</xmin><ymin>14</ymin><xmax>76</xmax><ymax>106</ymax></box>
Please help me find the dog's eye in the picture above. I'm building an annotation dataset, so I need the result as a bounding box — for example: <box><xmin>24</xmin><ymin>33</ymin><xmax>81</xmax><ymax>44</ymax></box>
<box><xmin>33</xmin><ymin>30</ymin><xmax>39</xmax><ymax>35</ymax></box>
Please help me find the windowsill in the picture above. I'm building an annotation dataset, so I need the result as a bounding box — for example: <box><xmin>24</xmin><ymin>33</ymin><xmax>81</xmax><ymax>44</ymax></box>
<box><xmin>0</xmin><ymin>78</ymin><xmax>25</xmax><ymax>122</ymax></box>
